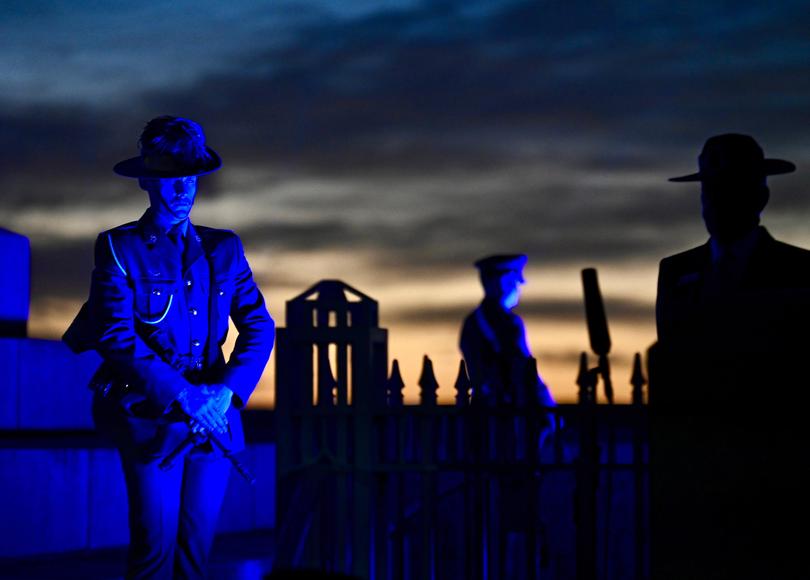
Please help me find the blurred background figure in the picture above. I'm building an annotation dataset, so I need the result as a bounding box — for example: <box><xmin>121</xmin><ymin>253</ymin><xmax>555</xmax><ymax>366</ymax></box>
<box><xmin>460</xmin><ymin>254</ymin><xmax>556</xmax><ymax>409</ymax></box>
<box><xmin>459</xmin><ymin>254</ymin><xmax>557</xmax><ymax>577</ymax></box>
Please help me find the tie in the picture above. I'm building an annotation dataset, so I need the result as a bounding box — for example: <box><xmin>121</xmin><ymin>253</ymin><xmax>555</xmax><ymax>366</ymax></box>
<box><xmin>703</xmin><ymin>249</ymin><xmax>740</xmax><ymax>301</ymax></box>
<box><xmin>716</xmin><ymin>249</ymin><xmax>742</xmax><ymax>287</ymax></box>
<box><xmin>168</xmin><ymin>226</ymin><xmax>186</xmax><ymax>262</ymax></box>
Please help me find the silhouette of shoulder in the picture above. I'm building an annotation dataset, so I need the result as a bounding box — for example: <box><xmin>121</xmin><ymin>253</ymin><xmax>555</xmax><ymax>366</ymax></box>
<box><xmin>659</xmin><ymin>230</ymin><xmax>810</xmax><ymax>287</ymax></box>
<box><xmin>658</xmin><ymin>244</ymin><xmax>708</xmax><ymax>276</ymax></box>
<box><xmin>101</xmin><ymin>220</ymin><xmax>139</xmax><ymax>241</ymax></box>
<box><xmin>767</xmin><ymin>237</ymin><xmax>810</xmax><ymax>264</ymax></box>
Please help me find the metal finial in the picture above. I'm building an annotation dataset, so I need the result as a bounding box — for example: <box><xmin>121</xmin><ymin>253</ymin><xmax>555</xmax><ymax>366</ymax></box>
<box><xmin>630</xmin><ymin>352</ymin><xmax>646</xmax><ymax>406</ymax></box>
<box><xmin>419</xmin><ymin>355</ymin><xmax>439</xmax><ymax>406</ymax></box>
<box><xmin>454</xmin><ymin>359</ymin><xmax>471</xmax><ymax>406</ymax></box>
<box><xmin>387</xmin><ymin>359</ymin><xmax>405</xmax><ymax>407</ymax></box>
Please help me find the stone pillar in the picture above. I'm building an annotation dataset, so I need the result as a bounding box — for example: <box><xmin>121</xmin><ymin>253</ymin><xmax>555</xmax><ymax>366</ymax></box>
<box><xmin>0</xmin><ymin>228</ymin><xmax>30</xmax><ymax>338</ymax></box>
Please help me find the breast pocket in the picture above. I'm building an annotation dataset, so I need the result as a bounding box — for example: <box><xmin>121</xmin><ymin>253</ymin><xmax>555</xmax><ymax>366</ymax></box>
<box><xmin>133</xmin><ymin>278</ymin><xmax>176</xmax><ymax>324</ymax></box>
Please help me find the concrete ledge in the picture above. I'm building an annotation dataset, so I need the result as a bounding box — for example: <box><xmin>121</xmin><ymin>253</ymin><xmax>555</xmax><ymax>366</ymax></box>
<box><xmin>0</xmin><ymin>443</ymin><xmax>276</xmax><ymax>558</ymax></box>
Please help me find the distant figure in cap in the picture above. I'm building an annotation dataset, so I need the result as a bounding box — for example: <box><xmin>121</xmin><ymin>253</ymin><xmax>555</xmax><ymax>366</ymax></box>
<box><xmin>460</xmin><ymin>254</ymin><xmax>556</xmax><ymax>576</ymax></box>
<box><xmin>460</xmin><ymin>254</ymin><xmax>555</xmax><ymax>409</ymax></box>
<box><xmin>64</xmin><ymin>116</ymin><xmax>275</xmax><ymax>579</ymax></box>
<box><xmin>652</xmin><ymin>133</ymin><xmax>810</xmax><ymax>578</ymax></box>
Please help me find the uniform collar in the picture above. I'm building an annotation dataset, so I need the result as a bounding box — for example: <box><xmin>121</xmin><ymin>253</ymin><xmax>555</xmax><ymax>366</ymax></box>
<box><xmin>480</xmin><ymin>296</ymin><xmax>512</xmax><ymax>315</ymax></box>
<box><xmin>138</xmin><ymin>208</ymin><xmax>190</xmax><ymax>240</ymax></box>
<box><xmin>137</xmin><ymin>209</ymin><xmax>205</xmax><ymax>273</ymax></box>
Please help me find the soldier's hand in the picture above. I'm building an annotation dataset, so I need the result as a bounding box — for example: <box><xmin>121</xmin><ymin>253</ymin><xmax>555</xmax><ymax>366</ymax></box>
<box><xmin>177</xmin><ymin>387</ymin><xmax>228</xmax><ymax>435</ymax></box>
<box><xmin>202</xmin><ymin>383</ymin><xmax>233</xmax><ymax>416</ymax></box>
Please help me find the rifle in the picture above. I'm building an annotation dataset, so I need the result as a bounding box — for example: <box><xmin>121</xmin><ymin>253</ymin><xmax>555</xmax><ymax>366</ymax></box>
<box><xmin>159</xmin><ymin>422</ymin><xmax>257</xmax><ymax>485</ymax></box>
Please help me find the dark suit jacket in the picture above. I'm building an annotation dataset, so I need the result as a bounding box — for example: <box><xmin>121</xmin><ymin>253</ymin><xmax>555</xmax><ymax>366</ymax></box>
<box><xmin>65</xmin><ymin>211</ymin><xmax>275</xmax><ymax>454</ymax></box>
<box><xmin>655</xmin><ymin>226</ymin><xmax>810</xmax><ymax>407</ymax></box>
<box><xmin>652</xmin><ymin>233</ymin><xmax>810</xmax><ymax>577</ymax></box>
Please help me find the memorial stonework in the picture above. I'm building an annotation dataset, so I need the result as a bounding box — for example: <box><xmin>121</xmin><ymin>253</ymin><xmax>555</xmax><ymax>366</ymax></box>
<box><xmin>0</xmin><ymin>228</ymin><xmax>30</xmax><ymax>338</ymax></box>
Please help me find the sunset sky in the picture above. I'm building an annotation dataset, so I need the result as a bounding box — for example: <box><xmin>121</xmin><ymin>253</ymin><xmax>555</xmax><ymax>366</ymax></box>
<box><xmin>2</xmin><ymin>0</ymin><xmax>810</xmax><ymax>405</ymax></box>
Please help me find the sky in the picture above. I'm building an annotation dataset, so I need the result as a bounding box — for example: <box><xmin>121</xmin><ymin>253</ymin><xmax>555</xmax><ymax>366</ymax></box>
<box><xmin>2</xmin><ymin>0</ymin><xmax>810</xmax><ymax>405</ymax></box>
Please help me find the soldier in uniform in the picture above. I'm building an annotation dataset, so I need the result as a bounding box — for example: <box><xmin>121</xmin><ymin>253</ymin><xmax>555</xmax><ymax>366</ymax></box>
<box><xmin>64</xmin><ymin>116</ymin><xmax>275</xmax><ymax>579</ymax></box>
<box><xmin>460</xmin><ymin>254</ymin><xmax>555</xmax><ymax>409</ymax></box>
<box><xmin>459</xmin><ymin>254</ymin><xmax>557</xmax><ymax>576</ymax></box>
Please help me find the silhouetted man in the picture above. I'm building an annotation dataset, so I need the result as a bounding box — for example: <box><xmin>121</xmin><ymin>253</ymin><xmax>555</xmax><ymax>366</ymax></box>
<box><xmin>657</xmin><ymin>133</ymin><xmax>810</xmax><ymax>365</ymax></box>
<box><xmin>64</xmin><ymin>116</ymin><xmax>275</xmax><ymax>579</ymax></box>
<box><xmin>653</xmin><ymin>134</ymin><xmax>810</xmax><ymax>578</ymax></box>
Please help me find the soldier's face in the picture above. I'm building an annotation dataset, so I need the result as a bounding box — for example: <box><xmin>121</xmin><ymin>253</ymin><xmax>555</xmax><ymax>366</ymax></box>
<box><xmin>142</xmin><ymin>176</ymin><xmax>198</xmax><ymax>223</ymax></box>
<box><xmin>501</xmin><ymin>272</ymin><xmax>523</xmax><ymax>310</ymax></box>
<box><xmin>485</xmin><ymin>271</ymin><xmax>524</xmax><ymax>309</ymax></box>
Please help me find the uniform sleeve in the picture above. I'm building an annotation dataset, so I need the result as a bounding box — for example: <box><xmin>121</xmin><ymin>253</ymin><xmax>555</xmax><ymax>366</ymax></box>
<box><xmin>511</xmin><ymin>316</ymin><xmax>556</xmax><ymax>406</ymax></box>
<box><xmin>222</xmin><ymin>235</ymin><xmax>275</xmax><ymax>408</ymax></box>
<box><xmin>460</xmin><ymin>315</ymin><xmax>486</xmax><ymax>399</ymax></box>
<box><xmin>89</xmin><ymin>232</ymin><xmax>194</xmax><ymax>411</ymax></box>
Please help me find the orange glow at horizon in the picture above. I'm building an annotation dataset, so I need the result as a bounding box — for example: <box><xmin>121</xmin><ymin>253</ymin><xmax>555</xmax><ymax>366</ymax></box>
<box><xmin>30</xmin><ymin>258</ymin><xmax>658</xmax><ymax>408</ymax></box>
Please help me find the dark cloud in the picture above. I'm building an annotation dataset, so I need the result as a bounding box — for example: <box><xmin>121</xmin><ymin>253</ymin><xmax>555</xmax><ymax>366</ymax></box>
<box><xmin>29</xmin><ymin>238</ymin><xmax>95</xmax><ymax>300</ymax></box>
<box><xmin>129</xmin><ymin>0</ymin><xmax>809</xmax><ymax>173</ymax></box>
<box><xmin>2</xmin><ymin>0</ymin><xmax>810</xmax><ymax>309</ymax></box>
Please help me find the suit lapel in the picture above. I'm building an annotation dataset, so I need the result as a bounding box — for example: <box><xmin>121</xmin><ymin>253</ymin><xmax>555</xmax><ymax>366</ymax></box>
<box><xmin>676</xmin><ymin>244</ymin><xmax>711</xmax><ymax>302</ymax></box>
<box><xmin>740</xmin><ymin>228</ymin><xmax>775</xmax><ymax>289</ymax></box>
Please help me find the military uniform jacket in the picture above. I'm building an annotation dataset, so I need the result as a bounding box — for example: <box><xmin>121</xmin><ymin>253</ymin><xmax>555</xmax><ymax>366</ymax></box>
<box><xmin>65</xmin><ymin>210</ymin><xmax>275</xmax><ymax>453</ymax></box>
<box><xmin>460</xmin><ymin>299</ymin><xmax>554</xmax><ymax>407</ymax></box>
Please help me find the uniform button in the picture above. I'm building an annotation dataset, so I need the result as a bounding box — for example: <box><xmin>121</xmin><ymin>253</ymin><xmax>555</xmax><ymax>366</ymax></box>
<box><xmin>186</xmin><ymin>280</ymin><xmax>192</xmax><ymax>287</ymax></box>
<box><xmin>189</xmin><ymin>307</ymin><xmax>198</xmax><ymax>316</ymax></box>
<box><xmin>149</xmin><ymin>234</ymin><xmax>157</xmax><ymax>243</ymax></box>
<box><xmin>192</xmin><ymin>339</ymin><xmax>201</xmax><ymax>347</ymax></box>
<box><xmin>152</xmin><ymin>288</ymin><xmax>162</xmax><ymax>296</ymax></box>
<box><xmin>195</xmin><ymin>361</ymin><xmax>203</xmax><ymax>370</ymax></box>
<box><xmin>195</xmin><ymin>235</ymin><xmax>202</xmax><ymax>242</ymax></box>
<box><xmin>218</xmin><ymin>289</ymin><xmax>224</xmax><ymax>296</ymax></box>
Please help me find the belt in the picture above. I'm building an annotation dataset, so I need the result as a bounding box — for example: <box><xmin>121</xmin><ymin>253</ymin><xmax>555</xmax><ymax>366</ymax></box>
<box><xmin>91</xmin><ymin>355</ymin><xmax>207</xmax><ymax>400</ymax></box>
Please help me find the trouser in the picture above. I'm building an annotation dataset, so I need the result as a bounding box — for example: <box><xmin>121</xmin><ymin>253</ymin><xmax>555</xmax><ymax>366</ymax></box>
<box><xmin>118</xmin><ymin>445</ymin><xmax>231</xmax><ymax>580</ymax></box>
<box><xmin>92</xmin><ymin>391</ymin><xmax>233</xmax><ymax>579</ymax></box>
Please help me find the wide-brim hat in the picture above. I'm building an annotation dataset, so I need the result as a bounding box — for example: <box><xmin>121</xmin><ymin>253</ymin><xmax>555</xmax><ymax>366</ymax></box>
<box><xmin>474</xmin><ymin>254</ymin><xmax>528</xmax><ymax>281</ymax></box>
<box><xmin>114</xmin><ymin>116</ymin><xmax>223</xmax><ymax>178</ymax></box>
<box><xmin>113</xmin><ymin>147</ymin><xmax>222</xmax><ymax>178</ymax></box>
<box><xmin>669</xmin><ymin>133</ymin><xmax>795</xmax><ymax>182</ymax></box>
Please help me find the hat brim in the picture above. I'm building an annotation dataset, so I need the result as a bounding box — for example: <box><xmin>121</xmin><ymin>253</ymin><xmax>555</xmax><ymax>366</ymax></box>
<box><xmin>668</xmin><ymin>158</ymin><xmax>796</xmax><ymax>182</ymax></box>
<box><xmin>113</xmin><ymin>147</ymin><xmax>222</xmax><ymax>178</ymax></box>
